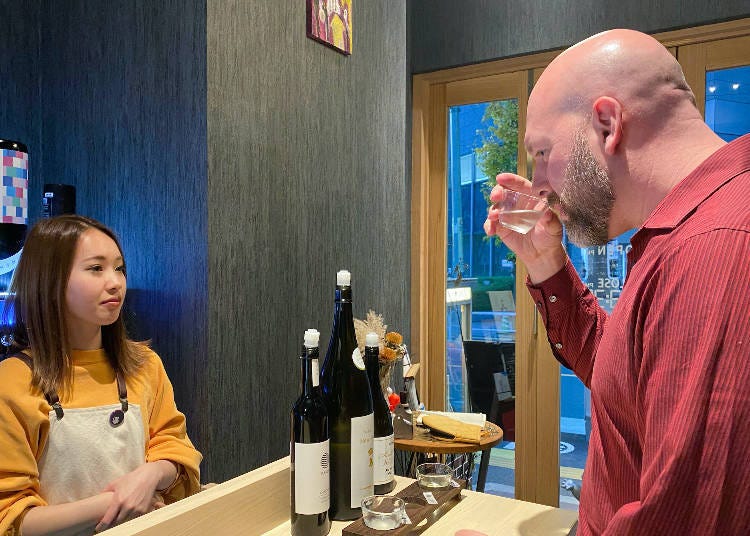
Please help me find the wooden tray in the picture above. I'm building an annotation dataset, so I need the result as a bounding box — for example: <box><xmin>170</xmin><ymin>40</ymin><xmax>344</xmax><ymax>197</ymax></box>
<box><xmin>342</xmin><ymin>479</ymin><xmax>465</xmax><ymax>535</ymax></box>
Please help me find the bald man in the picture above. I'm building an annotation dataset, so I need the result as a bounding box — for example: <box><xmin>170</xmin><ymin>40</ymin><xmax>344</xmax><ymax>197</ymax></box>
<box><xmin>485</xmin><ymin>29</ymin><xmax>750</xmax><ymax>535</ymax></box>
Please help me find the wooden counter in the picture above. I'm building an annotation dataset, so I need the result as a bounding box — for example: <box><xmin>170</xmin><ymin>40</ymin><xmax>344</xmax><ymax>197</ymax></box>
<box><xmin>102</xmin><ymin>457</ymin><xmax>577</xmax><ymax>536</ymax></box>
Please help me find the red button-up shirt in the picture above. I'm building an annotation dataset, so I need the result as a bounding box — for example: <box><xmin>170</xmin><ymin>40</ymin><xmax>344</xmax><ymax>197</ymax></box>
<box><xmin>528</xmin><ymin>134</ymin><xmax>750</xmax><ymax>535</ymax></box>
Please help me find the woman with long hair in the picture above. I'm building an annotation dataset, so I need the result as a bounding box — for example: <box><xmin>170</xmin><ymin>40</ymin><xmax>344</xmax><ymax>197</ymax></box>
<box><xmin>0</xmin><ymin>215</ymin><xmax>201</xmax><ymax>535</ymax></box>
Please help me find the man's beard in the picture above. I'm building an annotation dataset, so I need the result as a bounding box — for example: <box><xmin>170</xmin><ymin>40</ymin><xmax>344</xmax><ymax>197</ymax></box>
<box><xmin>548</xmin><ymin>131</ymin><xmax>615</xmax><ymax>247</ymax></box>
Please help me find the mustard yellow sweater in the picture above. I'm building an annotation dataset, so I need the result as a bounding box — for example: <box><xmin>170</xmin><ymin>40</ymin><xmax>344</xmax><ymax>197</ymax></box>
<box><xmin>0</xmin><ymin>347</ymin><xmax>202</xmax><ymax>535</ymax></box>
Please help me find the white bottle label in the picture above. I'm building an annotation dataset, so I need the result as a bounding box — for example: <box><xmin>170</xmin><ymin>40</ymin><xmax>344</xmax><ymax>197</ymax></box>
<box><xmin>351</xmin><ymin>348</ymin><xmax>365</xmax><ymax>370</ymax></box>
<box><xmin>312</xmin><ymin>358</ymin><xmax>320</xmax><ymax>387</ymax></box>
<box><xmin>350</xmin><ymin>413</ymin><xmax>374</xmax><ymax>508</ymax></box>
<box><xmin>294</xmin><ymin>440</ymin><xmax>330</xmax><ymax>515</ymax></box>
<box><xmin>373</xmin><ymin>434</ymin><xmax>394</xmax><ymax>485</ymax></box>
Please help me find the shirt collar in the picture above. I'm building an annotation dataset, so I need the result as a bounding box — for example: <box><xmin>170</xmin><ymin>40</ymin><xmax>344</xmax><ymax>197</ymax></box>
<box><xmin>71</xmin><ymin>348</ymin><xmax>107</xmax><ymax>365</ymax></box>
<box><xmin>640</xmin><ymin>133</ymin><xmax>750</xmax><ymax>230</ymax></box>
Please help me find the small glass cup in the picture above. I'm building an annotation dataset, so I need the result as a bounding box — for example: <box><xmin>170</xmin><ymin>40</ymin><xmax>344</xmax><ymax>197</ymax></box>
<box><xmin>492</xmin><ymin>190</ymin><xmax>548</xmax><ymax>234</ymax></box>
<box><xmin>361</xmin><ymin>495</ymin><xmax>405</xmax><ymax>530</ymax></box>
<box><xmin>416</xmin><ymin>462</ymin><xmax>453</xmax><ymax>489</ymax></box>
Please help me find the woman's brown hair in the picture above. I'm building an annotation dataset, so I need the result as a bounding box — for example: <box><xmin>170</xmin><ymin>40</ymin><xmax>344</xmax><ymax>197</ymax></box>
<box><xmin>4</xmin><ymin>215</ymin><xmax>147</xmax><ymax>396</ymax></box>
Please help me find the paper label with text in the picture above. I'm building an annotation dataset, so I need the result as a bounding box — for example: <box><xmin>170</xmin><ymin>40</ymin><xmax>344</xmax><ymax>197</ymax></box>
<box><xmin>373</xmin><ymin>434</ymin><xmax>394</xmax><ymax>485</ymax></box>
<box><xmin>350</xmin><ymin>413</ymin><xmax>374</xmax><ymax>507</ymax></box>
<box><xmin>294</xmin><ymin>440</ymin><xmax>330</xmax><ymax>515</ymax></box>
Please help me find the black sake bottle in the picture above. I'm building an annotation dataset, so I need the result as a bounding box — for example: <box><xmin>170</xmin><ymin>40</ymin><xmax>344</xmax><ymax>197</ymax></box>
<box><xmin>291</xmin><ymin>329</ymin><xmax>331</xmax><ymax>536</ymax></box>
<box><xmin>364</xmin><ymin>332</ymin><xmax>396</xmax><ymax>494</ymax></box>
<box><xmin>320</xmin><ymin>270</ymin><xmax>374</xmax><ymax>521</ymax></box>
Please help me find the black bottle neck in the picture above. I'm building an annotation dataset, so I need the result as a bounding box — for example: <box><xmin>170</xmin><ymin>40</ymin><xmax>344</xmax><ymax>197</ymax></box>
<box><xmin>321</xmin><ymin>284</ymin><xmax>356</xmax><ymax>395</ymax></box>
<box><xmin>333</xmin><ymin>285</ymin><xmax>354</xmax><ymax>333</ymax></box>
<box><xmin>335</xmin><ymin>285</ymin><xmax>352</xmax><ymax>305</ymax></box>
<box><xmin>364</xmin><ymin>346</ymin><xmax>380</xmax><ymax>383</ymax></box>
<box><xmin>300</xmin><ymin>346</ymin><xmax>319</xmax><ymax>395</ymax></box>
<box><xmin>365</xmin><ymin>346</ymin><xmax>388</xmax><ymax>411</ymax></box>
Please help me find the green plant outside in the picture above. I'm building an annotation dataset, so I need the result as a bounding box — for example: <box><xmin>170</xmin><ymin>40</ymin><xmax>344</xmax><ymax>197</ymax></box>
<box><xmin>469</xmin><ymin>275</ymin><xmax>515</xmax><ymax>312</ymax></box>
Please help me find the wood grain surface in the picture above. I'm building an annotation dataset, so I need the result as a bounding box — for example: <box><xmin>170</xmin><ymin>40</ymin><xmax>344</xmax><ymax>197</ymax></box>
<box><xmin>103</xmin><ymin>458</ymin><xmax>577</xmax><ymax>536</ymax></box>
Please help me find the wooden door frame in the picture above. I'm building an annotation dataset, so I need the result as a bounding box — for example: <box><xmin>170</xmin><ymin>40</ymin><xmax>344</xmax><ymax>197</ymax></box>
<box><xmin>680</xmin><ymin>33</ymin><xmax>750</xmax><ymax>118</ymax></box>
<box><xmin>410</xmin><ymin>17</ymin><xmax>750</xmax><ymax>506</ymax></box>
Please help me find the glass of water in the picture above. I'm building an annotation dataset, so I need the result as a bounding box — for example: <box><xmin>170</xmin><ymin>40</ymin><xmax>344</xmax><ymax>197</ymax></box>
<box><xmin>493</xmin><ymin>190</ymin><xmax>548</xmax><ymax>234</ymax></box>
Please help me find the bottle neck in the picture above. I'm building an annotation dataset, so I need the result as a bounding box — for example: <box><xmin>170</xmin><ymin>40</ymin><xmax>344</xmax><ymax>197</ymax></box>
<box><xmin>335</xmin><ymin>285</ymin><xmax>352</xmax><ymax>303</ymax></box>
<box><xmin>364</xmin><ymin>346</ymin><xmax>380</xmax><ymax>383</ymax></box>
<box><xmin>300</xmin><ymin>346</ymin><xmax>319</xmax><ymax>395</ymax></box>
<box><xmin>321</xmin><ymin>284</ymin><xmax>356</xmax><ymax>391</ymax></box>
<box><xmin>333</xmin><ymin>285</ymin><xmax>355</xmax><ymax>338</ymax></box>
<box><xmin>334</xmin><ymin>286</ymin><xmax>353</xmax><ymax>319</ymax></box>
<box><xmin>365</xmin><ymin>346</ymin><xmax>388</xmax><ymax>410</ymax></box>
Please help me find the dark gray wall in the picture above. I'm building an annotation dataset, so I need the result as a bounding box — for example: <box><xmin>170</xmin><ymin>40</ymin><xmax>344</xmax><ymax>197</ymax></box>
<box><xmin>409</xmin><ymin>0</ymin><xmax>750</xmax><ymax>73</ymax></box>
<box><xmin>206</xmin><ymin>1</ymin><xmax>409</xmax><ymax>482</ymax></box>
<box><xmin>38</xmin><ymin>0</ymin><xmax>209</xmax><ymax>462</ymax></box>
<box><xmin>2</xmin><ymin>1</ymin><xmax>41</xmax><ymax>219</ymax></box>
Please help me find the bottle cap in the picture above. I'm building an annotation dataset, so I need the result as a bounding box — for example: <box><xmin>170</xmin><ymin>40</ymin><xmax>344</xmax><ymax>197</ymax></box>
<box><xmin>365</xmin><ymin>332</ymin><xmax>379</xmax><ymax>347</ymax></box>
<box><xmin>336</xmin><ymin>270</ymin><xmax>351</xmax><ymax>286</ymax></box>
<box><xmin>303</xmin><ymin>329</ymin><xmax>320</xmax><ymax>348</ymax></box>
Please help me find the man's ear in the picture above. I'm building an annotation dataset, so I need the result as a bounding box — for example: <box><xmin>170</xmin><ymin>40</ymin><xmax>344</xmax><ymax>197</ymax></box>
<box><xmin>591</xmin><ymin>96</ymin><xmax>623</xmax><ymax>156</ymax></box>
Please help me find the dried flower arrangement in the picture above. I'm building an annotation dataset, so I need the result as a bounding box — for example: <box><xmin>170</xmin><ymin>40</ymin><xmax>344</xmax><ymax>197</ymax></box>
<box><xmin>354</xmin><ymin>310</ymin><xmax>408</xmax><ymax>400</ymax></box>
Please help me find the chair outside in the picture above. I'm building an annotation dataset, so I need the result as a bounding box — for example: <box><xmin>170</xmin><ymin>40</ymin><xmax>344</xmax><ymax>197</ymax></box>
<box><xmin>463</xmin><ymin>341</ymin><xmax>515</xmax><ymax>414</ymax></box>
<box><xmin>462</xmin><ymin>339</ymin><xmax>516</xmax><ymax>492</ymax></box>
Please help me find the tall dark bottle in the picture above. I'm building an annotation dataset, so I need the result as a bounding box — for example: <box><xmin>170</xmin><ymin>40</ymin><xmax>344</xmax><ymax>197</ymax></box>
<box><xmin>290</xmin><ymin>329</ymin><xmax>331</xmax><ymax>536</ymax></box>
<box><xmin>0</xmin><ymin>139</ymin><xmax>28</xmax><ymax>294</ymax></box>
<box><xmin>320</xmin><ymin>270</ymin><xmax>374</xmax><ymax>521</ymax></box>
<box><xmin>364</xmin><ymin>332</ymin><xmax>396</xmax><ymax>494</ymax></box>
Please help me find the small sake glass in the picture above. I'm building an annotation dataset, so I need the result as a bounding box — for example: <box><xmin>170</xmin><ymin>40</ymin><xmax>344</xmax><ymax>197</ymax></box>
<box><xmin>361</xmin><ymin>495</ymin><xmax>405</xmax><ymax>530</ymax></box>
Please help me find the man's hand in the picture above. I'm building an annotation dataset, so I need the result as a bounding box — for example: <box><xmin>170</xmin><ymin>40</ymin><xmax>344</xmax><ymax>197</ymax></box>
<box><xmin>484</xmin><ymin>173</ymin><xmax>567</xmax><ymax>283</ymax></box>
<box><xmin>95</xmin><ymin>461</ymin><xmax>172</xmax><ymax>532</ymax></box>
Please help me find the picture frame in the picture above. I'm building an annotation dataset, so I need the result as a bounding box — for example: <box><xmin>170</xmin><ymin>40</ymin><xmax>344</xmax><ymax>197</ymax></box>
<box><xmin>306</xmin><ymin>0</ymin><xmax>352</xmax><ymax>56</ymax></box>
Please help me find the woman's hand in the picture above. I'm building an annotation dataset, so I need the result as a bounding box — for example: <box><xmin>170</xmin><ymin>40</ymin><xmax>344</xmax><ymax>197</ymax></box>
<box><xmin>95</xmin><ymin>461</ymin><xmax>174</xmax><ymax>532</ymax></box>
<box><xmin>484</xmin><ymin>173</ymin><xmax>567</xmax><ymax>283</ymax></box>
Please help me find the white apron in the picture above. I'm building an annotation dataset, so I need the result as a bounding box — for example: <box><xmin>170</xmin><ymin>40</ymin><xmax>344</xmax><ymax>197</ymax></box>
<box><xmin>37</xmin><ymin>402</ymin><xmax>146</xmax><ymax>535</ymax></box>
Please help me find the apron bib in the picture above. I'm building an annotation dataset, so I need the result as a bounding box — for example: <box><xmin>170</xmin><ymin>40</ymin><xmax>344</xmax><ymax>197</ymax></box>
<box><xmin>12</xmin><ymin>354</ymin><xmax>148</xmax><ymax>535</ymax></box>
<box><xmin>38</xmin><ymin>403</ymin><xmax>146</xmax><ymax>505</ymax></box>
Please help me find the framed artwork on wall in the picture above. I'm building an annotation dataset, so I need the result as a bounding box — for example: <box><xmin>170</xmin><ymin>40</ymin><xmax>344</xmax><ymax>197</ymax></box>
<box><xmin>306</xmin><ymin>0</ymin><xmax>352</xmax><ymax>55</ymax></box>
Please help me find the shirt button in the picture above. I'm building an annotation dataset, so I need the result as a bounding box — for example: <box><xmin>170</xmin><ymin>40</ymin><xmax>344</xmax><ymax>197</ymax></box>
<box><xmin>549</xmin><ymin>295</ymin><xmax>558</xmax><ymax>303</ymax></box>
<box><xmin>555</xmin><ymin>342</ymin><xmax>563</xmax><ymax>350</ymax></box>
<box><xmin>536</xmin><ymin>302</ymin><xmax>542</xmax><ymax>310</ymax></box>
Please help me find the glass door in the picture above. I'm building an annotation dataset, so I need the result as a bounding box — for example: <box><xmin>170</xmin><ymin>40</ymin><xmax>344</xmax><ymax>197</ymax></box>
<box><xmin>705</xmin><ymin>64</ymin><xmax>750</xmax><ymax>140</ymax></box>
<box><xmin>442</xmin><ymin>72</ymin><xmax>528</xmax><ymax>499</ymax></box>
<box><xmin>680</xmin><ymin>34</ymin><xmax>750</xmax><ymax>130</ymax></box>
<box><xmin>412</xmin><ymin>59</ymin><xmax>564</xmax><ymax>505</ymax></box>
<box><xmin>445</xmin><ymin>98</ymin><xmax>520</xmax><ymax>498</ymax></box>
<box><xmin>446</xmin><ymin>99</ymin><xmax>519</xmax><ymax>411</ymax></box>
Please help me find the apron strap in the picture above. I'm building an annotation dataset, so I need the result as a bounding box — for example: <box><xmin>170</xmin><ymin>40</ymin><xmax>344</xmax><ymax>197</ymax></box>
<box><xmin>116</xmin><ymin>370</ymin><xmax>128</xmax><ymax>412</ymax></box>
<box><xmin>8</xmin><ymin>352</ymin><xmax>65</xmax><ymax>419</ymax></box>
<box><xmin>7</xmin><ymin>352</ymin><xmax>129</xmax><ymax>418</ymax></box>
